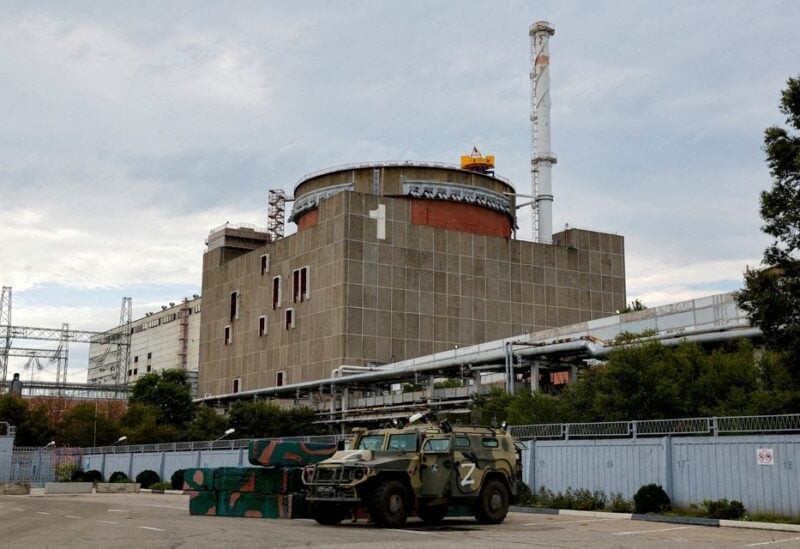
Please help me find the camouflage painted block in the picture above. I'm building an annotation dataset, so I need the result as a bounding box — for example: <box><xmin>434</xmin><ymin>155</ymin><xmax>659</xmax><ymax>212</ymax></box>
<box><xmin>183</xmin><ymin>468</ymin><xmax>216</xmax><ymax>491</ymax></box>
<box><xmin>248</xmin><ymin>440</ymin><xmax>337</xmax><ymax>467</ymax></box>
<box><xmin>213</xmin><ymin>467</ymin><xmax>304</xmax><ymax>494</ymax></box>
<box><xmin>217</xmin><ymin>491</ymin><xmax>268</xmax><ymax>518</ymax></box>
<box><xmin>188</xmin><ymin>490</ymin><xmax>218</xmax><ymax>516</ymax></box>
<box><xmin>262</xmin><ymin>493</ymin><xmax>307</xmax><ymax>519</ymax></box>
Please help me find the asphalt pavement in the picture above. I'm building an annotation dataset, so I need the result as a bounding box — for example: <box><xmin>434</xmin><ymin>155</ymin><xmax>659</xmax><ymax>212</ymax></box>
<box><xmin>1</xmin><ymin>492</ymin><xmax>799</xmax><ymax>548</ymax></box>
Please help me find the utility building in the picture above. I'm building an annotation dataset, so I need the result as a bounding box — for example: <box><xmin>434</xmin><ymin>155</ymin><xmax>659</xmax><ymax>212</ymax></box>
<box><xmin>199</xmin><ymin>162</ymin><xmax>626</xmax><ymax>398</ymax></box>
<box><xmin>88</xmin><ymin>297</ymin><xmax>202</xmax><ymax>394</ymax></box>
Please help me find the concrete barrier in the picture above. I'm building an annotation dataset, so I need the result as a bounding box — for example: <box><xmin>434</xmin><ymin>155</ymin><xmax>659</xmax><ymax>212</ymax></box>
<box><xmin>0</xmin><ymin>483</ymin><xmax>31</xmax><ymax>495</ymax></box>
<box><xmin>95</xmin><ymin>483</ymin><xmax>140</xmax><ymax>493</ymax></box>
<box><xmin>44</xmin><ymin>482</ymin><xmax>93</xmax><ymax>494</ymax></box>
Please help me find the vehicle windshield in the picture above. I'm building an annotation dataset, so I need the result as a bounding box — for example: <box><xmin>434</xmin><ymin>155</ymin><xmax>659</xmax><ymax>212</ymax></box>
<box><xmin>423</xmin><ymin>438</ymin><xmax>451</xmax><ymax>452</ymax></box>
<box><xmin>387</xmin><ymin>433</ymin><xmax>417</xmax><ymax>452</ymax></box>
<box><xmin>356</xmin><ymin>434</ymin><xmax>385</xmax><ymax>450</ymax></box>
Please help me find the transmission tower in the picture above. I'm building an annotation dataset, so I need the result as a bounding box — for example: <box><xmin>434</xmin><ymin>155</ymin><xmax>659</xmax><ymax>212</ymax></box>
<box><xmin>54</xmin><ymin>322</ymin><xmax>70</xmax><ymax>385</ymax></box>
<box><xmin>114</xmin><ymin>297</ymin><xmax>132</xmax><ymax>385</ymax></box>
<box><xmin>0</xmin><ymin>287</ymin><xmax>10</xmax><ymax>383</ymax></box>
<box><xmin>267</xmin><ymin>189</ymin><xmax>287</xmax><ymax>241</ymax></box>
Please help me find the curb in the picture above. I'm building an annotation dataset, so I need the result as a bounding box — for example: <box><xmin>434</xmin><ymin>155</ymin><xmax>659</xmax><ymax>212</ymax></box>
<box><xmin>509</xmin><ymin>506</ymin><xmax>800</xmax><ymax>532</ymax></box>
<box><xmin>140</xmin><ymin>489</ymin><xmax>186</xmax><ymax>495</ymax></box>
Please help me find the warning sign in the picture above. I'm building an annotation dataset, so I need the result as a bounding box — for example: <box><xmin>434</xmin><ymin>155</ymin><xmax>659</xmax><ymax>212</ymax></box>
<box><xmin>757</xmin><ymin>448</ymin><xmax>774</xmax><ymax>466</ymax></box>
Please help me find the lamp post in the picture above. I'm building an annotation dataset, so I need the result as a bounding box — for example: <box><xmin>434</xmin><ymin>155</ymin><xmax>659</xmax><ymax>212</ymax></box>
<box><xmin>113</xmin><ymin>436</ymin><xmax>127</xmax><ymax>445</ymax></box>
<box><xmin>37</xmin><ymin>441</ymin><xmax>55</xmax><ymax>483</ymax></box>
<box><xmin>214</xmin><ymin>428</ymin><xmax>235</xmax><ymax>442</ymax></box>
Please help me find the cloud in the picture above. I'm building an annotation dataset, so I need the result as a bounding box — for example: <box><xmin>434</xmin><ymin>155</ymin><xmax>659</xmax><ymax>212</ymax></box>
<box><xmin>1</xmin><ymin>1</ymin><xmax>798</xmax><ymax>383</ymax></box>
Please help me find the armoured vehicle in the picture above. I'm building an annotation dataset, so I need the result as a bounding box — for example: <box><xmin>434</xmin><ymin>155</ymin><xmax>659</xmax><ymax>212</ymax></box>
<box><xmin>304</xmin><ymin>414</ymin><xmax>521</xmax><ymax>527</ymax></box>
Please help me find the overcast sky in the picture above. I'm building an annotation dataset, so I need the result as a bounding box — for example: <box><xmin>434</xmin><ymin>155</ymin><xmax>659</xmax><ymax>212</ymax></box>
<box><xmin>1</xmin><ymin>1</ymin><xmax>798</xmax><ymax>382</ymax></box>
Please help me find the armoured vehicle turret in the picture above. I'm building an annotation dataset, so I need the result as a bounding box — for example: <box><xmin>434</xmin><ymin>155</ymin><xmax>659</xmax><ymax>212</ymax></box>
<box><xmin>304</xmin><ymin>413</ymin><xmax>521</xmax><ymax>527</ymax></box>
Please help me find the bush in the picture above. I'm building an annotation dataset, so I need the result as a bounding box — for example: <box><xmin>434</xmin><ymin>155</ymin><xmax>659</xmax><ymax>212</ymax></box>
<box><xmin>609</xmin><ymin>492</ymin><xmax>634</xmax><ymax>513</ymax></box>
<box><xmin>70</xmin><ymin>468</ymin><xmax>85</xmax><ymax>482</ymax></box>
<box><xmin>54</xmin><ymin>461</ymin><xmax>81</xmax><ymax>482</ymax></box>
<box><xmin>109</xmin><ymin>471</ymin><xmax>129</xmax><ymax>483</ymax></box>
<box><xmin>573</xmin><ymin>488</ymin><xmax>607</xmax><ymax>511</ymax></box>
<box><xmin>170</xmin><ymin>469</ymin><xmax>185</xmax><ymax>490</ymax></box>
<box><xmin>83</xmin><ymin>470</ymin><xmax>104</xmax><ymax>483</ymax></box>
<box><xmin>633</xmin><ymin>484</ymin><xmax>671</xmax><ymax>514</ymax></box>
<box><xmin>135</xmin><ymin>469</ymin><xmax>160</xmax><ymax>489</ymax></box>
<box><xmin>703</xmin><ymin>499</ymin><xmax>746</xmax><ymax>520</ymax></box>
<box><xmin>515</xmin><ymin>481</ymin><xmax>534</xmax><ymax>505</ymax></box>
<box><xmin>149</xmin><ymin>482</ymin><xmax>172</xmax><ymax>491</ymax></box>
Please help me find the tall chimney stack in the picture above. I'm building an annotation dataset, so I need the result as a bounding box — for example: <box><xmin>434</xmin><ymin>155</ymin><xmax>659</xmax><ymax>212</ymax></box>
<box><xmin>530</xmin><ymin>21</ymin><xmax>556</xmax><ymax>244</ymax></box>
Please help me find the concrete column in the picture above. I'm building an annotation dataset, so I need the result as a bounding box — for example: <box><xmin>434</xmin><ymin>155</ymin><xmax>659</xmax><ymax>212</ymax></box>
<box><xmin>342</xmin><ymin>387</ymin><xmax>349</xmax><ymax>414</ymax></box>
<box><xmin>158</xmin><ymin>452</ymin><xmax>166</xmax><ymax>483</ymax></box>
<box><xmin>426</xmin><ymin>375</ymin><xmax>436</xmax><ymax>400</ymax></box>
<box><xmin>569</xmin><ymin>365</ymin><xmax>578</xmax><ymax>384</ymax></box>
<box><xmin>329</xmin><ymin>390</ymin><xmax>337</xmax><ymax>415</ymax></box>
<box><xmin>531</xmin><ymin>363</ymin><xmax>540</xmax><ymax>393</ymax></box>
<box><xmin>474</xmin><ymin>372</ymin><xmax>482</xmax><ymax>395</ymax></box>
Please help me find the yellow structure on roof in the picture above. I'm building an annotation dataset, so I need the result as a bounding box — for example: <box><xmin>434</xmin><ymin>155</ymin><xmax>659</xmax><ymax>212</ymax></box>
<box><xmin>460</xmin><ymin>146</ymin><xmax>495</xmax><ymax>174</ymax></box>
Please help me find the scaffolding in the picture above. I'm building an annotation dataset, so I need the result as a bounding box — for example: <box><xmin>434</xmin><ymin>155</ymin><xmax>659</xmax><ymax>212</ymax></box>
<box><xmin>267</xmin><ymin>189</ymin><xmax>288</xmax><ymax>241</ymax></box>
<box><xmin>177</xmin><ymin>298</ymin><xmax>191</xmax><ymax>370</ymax></box>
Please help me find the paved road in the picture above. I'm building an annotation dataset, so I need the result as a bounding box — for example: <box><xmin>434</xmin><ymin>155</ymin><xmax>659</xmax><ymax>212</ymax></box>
<box><xmin>1</xmin><ymin>492</ymin><xmax>799</xmax><ymax>548</ymax></box>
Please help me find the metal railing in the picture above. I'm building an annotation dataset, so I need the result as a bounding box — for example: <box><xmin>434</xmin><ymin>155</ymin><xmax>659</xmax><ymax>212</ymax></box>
<box><xmin>509</xmin><ymin>413</ymin><xmax>800</xmax><ymax>441</ymax></box>
<box><xmin>81</xmin><ymin>434</ymin><xmax>343</xmax><ymax>455</ymax></box>
<box><xmin>294</xmin><ymin>160</ymin><xmax>515</xmax><ymax>188</ymax></box>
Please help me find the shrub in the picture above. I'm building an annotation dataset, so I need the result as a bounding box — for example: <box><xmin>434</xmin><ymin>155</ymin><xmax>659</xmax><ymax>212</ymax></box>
<box><xmin>149</xmin><ymin>482</ymin><xmax>172</xmax><ymax>491</ymax></box>
<box><xmin>633</xmin><ymin>484</ymin><xmax>671</xmax><ymax>514</ymax></box>
<box><xmin>109</xmin><ymin>471</ymin><xmax>129</xmax><ymax>483</ymax></box>
<box><xmin>551</xmin><ymin>487</ymin><xmax>576</xmax><ymax>509</ymax></box>
<box><xmin>54</xmin><ymin>461</ymin><xmax>81</xmax><ymax>482</ymax></box>
<box><xmin>135</xmin><ymin>469</ymin><xmax>160</xmax><ymax>489</ymax></box>
<box><xmin>170</xmin><ymin>469</ymin><xmax>185</xmax><ymax>490</ymax></box>
<box><xmin>703</xmin><ymin>499</ymin><xmax>746</xmax><ymax>520</ymax></box>
<box><xmin>515</xmin><ymin>481</ymin><xmax>534</xmax><ymax>506</ymax></box>
<box><xmin>573</xmin><ymin>489</ymin><xmax>607</xmax><ymax>511</ymax></box>
<box><xmin>609</xmin><ymin>492</ymin><xmax>634</xmax><ymax>513</ymax></box>
<box><xmin>82</xmin><ymin>470</ymin><xmax>104</xmax><ymax>484</ymax></box>
<box><xmin>70</xmin><ymin>468</ymin><xmax>85</xmax><ymax>482</ymax></box>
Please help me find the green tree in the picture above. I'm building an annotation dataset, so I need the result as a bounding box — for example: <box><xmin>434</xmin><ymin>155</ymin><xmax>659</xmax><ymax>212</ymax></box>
<box><xmin>58</xmin><ymin>402</ymin><xmax>120</xmax><ymax>447</ymax></box>
<box><xmin>185</xmin><ymin>405</ymin><xmax>230</xmax><ymax>441</ymax></box>
<box><xmin>0</xmin><ymin>394</ymin><xmax>30</xmax><ymax>436</ymax></box>
<box><xmin>120</xmin><ymin>403</ymin><xmax>182</xmax><ymax>444</ymax></box>
<box><xmin>619</xmin><ymin>299</ymin><xmax>647</xmax><ymax>313</ymax></box>
<box><xmin>737</xmin><ymin>76</ymin><xmax>800</xmax><ymax>378</ymax></box>
<box><xmin>16</xmin><ymin>403</ymin><xmax>55</xmax><ymax>447</ymax></box>
<box><xmin>129</xmin><ymin>369</ymin><xmax>195</xmax><ymax>427</ymax></box>
<box><xmin>471</xmin><ymin>341</ymin><xmax>798</xmax><ymax>425</ymax></box>
<box><xmin>228</xmin><ymin>401</ymin><xmax>321</xmax><ymax>438</ymax></box>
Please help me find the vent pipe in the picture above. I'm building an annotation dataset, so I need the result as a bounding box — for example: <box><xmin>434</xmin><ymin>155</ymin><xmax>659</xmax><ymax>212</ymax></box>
<box><xmin>530</xmin><ymin>21</ymin><xmax>556</xmax><ymax>244</ymax></box>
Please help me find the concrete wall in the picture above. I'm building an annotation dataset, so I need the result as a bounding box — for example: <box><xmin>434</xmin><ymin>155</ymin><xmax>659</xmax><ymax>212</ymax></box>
<box><xmin>524</xmin><ymin>434</ymin><xmax>800</xmax><ymax>516</ymax></box>
<box><xmin>0</xmin><ymin>435</ymin><xmax>14</xmax><ymax>482</ymax></box>
<box><xmin>81</xmin><ymin>449</ymin><xmax>246</xmax><ymax>484</ymax></box>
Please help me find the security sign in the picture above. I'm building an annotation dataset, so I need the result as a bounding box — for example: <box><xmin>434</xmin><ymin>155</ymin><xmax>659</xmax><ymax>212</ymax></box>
<box><xmin>757</xmin><ymin>448</ymin><xmax>774</xmax><ymax>466</ymax></box>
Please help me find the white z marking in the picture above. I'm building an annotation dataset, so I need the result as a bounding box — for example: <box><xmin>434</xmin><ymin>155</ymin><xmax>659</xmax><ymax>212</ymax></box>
<box><xmin>459</xmin><ymin>462</ymin><xmax>477</xmax><ymax>486</ymax></box>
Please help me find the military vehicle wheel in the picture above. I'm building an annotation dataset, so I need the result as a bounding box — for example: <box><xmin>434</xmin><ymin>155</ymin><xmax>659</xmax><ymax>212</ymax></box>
<box><xmin>309</xmin><ymin>502</ymin><xmax>349</xmax><ymax>525</ymax></box>
<box><xmin>417</xmin><ymin>503</ymin><xmax>448</xmax><ymax>524</ymax></box>
<box><xmin>368</xmin><ymin>480</ymin><xmax>411</xmax><ymax>527</ymax></box>
<box><xmin>473</xmin><ymin>479</ymin><xmax>509</xmax><ymax>524</ymax></box>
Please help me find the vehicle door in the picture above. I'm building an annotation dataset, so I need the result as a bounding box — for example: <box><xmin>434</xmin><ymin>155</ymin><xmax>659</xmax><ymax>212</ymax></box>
<box><xmin>419</xmin><ymin>436</ymin><xmax>454</xmax><ymax>497</ymax></box>
<box><xmin>452</xmin><ymin>434</ymin><xmax>483</xmax><ymax>496</ymax></box>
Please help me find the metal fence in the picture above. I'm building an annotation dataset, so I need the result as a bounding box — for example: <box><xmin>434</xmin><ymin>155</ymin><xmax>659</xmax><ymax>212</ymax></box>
<box><xmin>522</xmin><ymin>434</ymin><xmax>800</xmax><ymax>516</ymax></box>
<box><xmin>510</xmin><ymin>414</ymin><xmax>800</xmax><ymax>440</ymax></box>
<box><xmin>0</xmin><ymin>446</ymin><xmax>83</xmax><ymax>484</ymax></box>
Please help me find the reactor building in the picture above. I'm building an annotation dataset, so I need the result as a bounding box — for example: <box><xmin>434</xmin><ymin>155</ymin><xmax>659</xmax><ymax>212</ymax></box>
<box><xmin>198</xmin><ymin>161</ymin><xmax>625</xmax><ymax>398</ymax></box>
